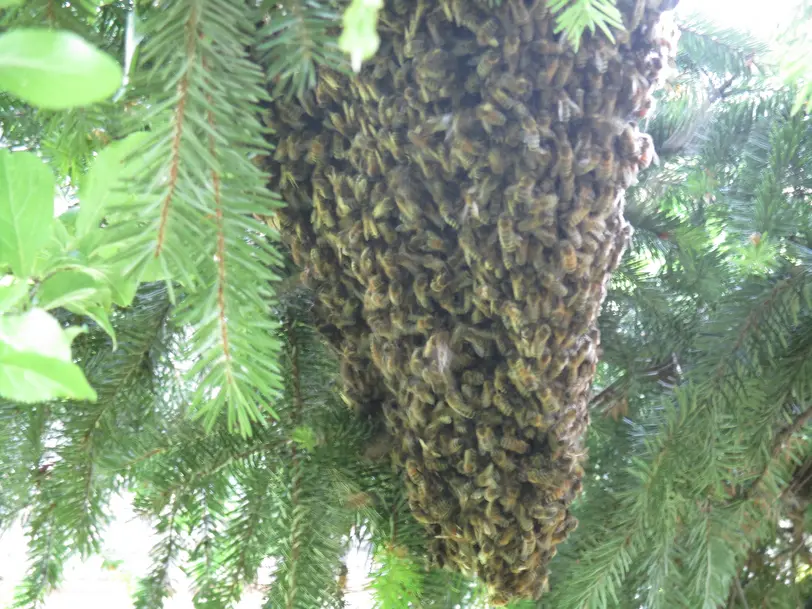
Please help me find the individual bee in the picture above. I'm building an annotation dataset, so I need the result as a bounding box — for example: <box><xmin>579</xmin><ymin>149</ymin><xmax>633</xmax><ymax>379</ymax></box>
<box><xmin>493</xmin><ymin>392</ymin><xmax>514</xmax><ymax>416</ymax></box>
<box><xmin>509</xmin><ymin>272</ymin><xmax>526</xmax><ymax>300</ymax></box>
<box><xmin>553</xmin><ymin>51</ymin><xmax>575</xmax><ymax>87</ymax></box>
<box><xmin>618</xmin><ymin>122</ymin><xmax>639</xmax><ymax>159</ymax></box>
<box><xmin>487</xmin><ymin>148</ymin><xmax>507</xmax><ymax>175</ymax></box>
<box><xmin>430</xmin><ymin>268</ymin><xmax>452</xmax><ymax>293</ymax></box>
<box><xmin>637</xmin><ymin>132</ymin><xmax>658</xmax><ymax>169</ymax></box>
<box><xmin>497</xmin><ymin>214</ymin><xmax>520</xmax><ymax>254</ymax></box>
<box><xmin>516</xmin><ymin>504</ymin><xmax>534</xmax><ymax>533</ymax></box>
<box><xmin>501</xmin><ymin>434</ymin><xmax>529</xmax><ymax>454</ymax></box>
<box><xmin>475</xmin><ymin>463</ymin><xmax>499</xmax><ymax>489</ymax></box>
<box><xmin>312</xmin><ymin>194</ymin><xmax>336</xmax><ymax>231</ymax></box>
<box><xmin>447</xmin><ymin>389</ymin><xmax>475</xmax><ymax>419</ymax></box>
<box><xmin>476</xmin><ymin>424</ymin><xmax>497</xmax><ymax>454</ymax></box>
<box><xmin>503</xmin><ymin>32</ymin><xmax>521</xmax><ymax>72</ymax></box>
<box><xmin>559</xmin><ymin>240</ymin><xmax>578</xmax><ymax>274</ymax></box>
<box><xmin>476</xmin><ymin>102</ymin><xmax>507</xmax><ymax>132</ymax></box>
<box><xmin>508</xmin><ymin>357</ymin><xmax>539</xmax><ymax>396</ymax></box>
<box><xmin>476</xmin><ymin>18</ymin><xmax>500</xmax><ymax>47</ymax></box>
<box><xmin>520</xmin><ymin>533</ymin><xmax>536</xmax><ymax>559</ymax></box>
<box><xmin>306</xmin><ymin>134</ymin><xmax>328</xmax><ymax>165</ymax></box>
<box><xmin>557</xmin><ymin>90</ymin><xmax>582</xmax><ymax>123</ymax></box>
<box><xmin>406</xmin><ymin>398</ymin><xmax>428</xmax><ymax>428</ymax></box>
<box><xmin>387</xmin><ymin>280</ymin><xmax>405</xmax><ymax>306</ymax></box>
<box><xmin>364</xmin><ymin>275</ymin><xmax>388</xmax><ymax>311</ymax></box>
<box><xmin>405</xmin><ymin>459</ymin><xmax>423</xmax><ymax>486</ymax></box>
<box><xmin>480</xmin><ymin>381</ymin><xmax>494</xmax><ymax>409</ymax></box>
<box><xmin>497</xmin><ymin>527</ymin><xmax>516</xmax><ymax>547</ymax></box>
<box><xmin>533</xmin><ymin>323</ymin><xmax>552</xmax><ymax>353</ymax></box>
<box><xmin>500</xmin><ymin>301</ymin><xmax>524</xmax><ymax>334</ymax></box>
<box><xmin>602</xmin><ymin>83</ymin><xmax>620</xmax><ymax>115</ymax></box>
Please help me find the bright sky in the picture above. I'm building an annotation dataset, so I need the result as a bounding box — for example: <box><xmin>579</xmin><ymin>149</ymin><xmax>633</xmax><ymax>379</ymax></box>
<box><xmin>676</xmin><ymin>0</ymin><xmax>797</xmax><ymax>37</ymax></box>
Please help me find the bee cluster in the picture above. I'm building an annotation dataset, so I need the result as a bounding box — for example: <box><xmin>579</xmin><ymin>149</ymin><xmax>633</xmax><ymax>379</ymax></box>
<box><xmin>263</xmin><ymin>0</ymin><xmax>678</xmax><ymax>602</ymax></box>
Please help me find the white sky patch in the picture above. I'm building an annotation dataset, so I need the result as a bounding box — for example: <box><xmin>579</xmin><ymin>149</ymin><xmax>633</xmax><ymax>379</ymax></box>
<box><xmin>676</xmin><ymin>0</ymin><xmax>796</xmax><ymax>37</ymax></box>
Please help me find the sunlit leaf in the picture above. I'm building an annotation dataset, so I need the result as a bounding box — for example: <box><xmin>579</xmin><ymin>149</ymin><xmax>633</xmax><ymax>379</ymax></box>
<box><xmin>37</xmin><ymin>268</ymin><xmax>111</xmax><ymax>311</ymax></box>
<box><xmin>338</xmin><ymin>0</ymin><xmax>383</xmax><ymax>71</ymax></box>
<box><xmin>0</xmin><ymin>278</ymin><xmax>29</xmax><ymax>313</ymax></box>
<box><xmin>77</xmin><ymin>132</ymin><xmax>150</xmax><ymax>237</ymax></box>
<box><xmin>0</xmin><ymin>29</ymin><xmax>122</xmax><ymax>109</ymax></box>
<box><xmin>0</xmin><ymin>149</ymin><xmax>55</xmax><ymax>277</ymax></box>
<box><xmin>0</xmin><ymin>308</ymin><xmax>96</xmax><ymax>402</ymax></box>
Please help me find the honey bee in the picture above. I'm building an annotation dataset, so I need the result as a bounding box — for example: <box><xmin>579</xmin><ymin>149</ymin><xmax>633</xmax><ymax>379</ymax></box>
<box><xmin>430</xmin><ymin>268</ymin><xmax>452</xmax><ymax>293</ymax></box>
<box><xmin>493</xmin><ymin>392</ymin><xmax>514</xmax><ymax>416</ymax></box>
<box><xmin>476</xmin><ymin>102</ymin><xmax>507</xmax><ymax>131</ymax></box>
<box><xmin>503</xmin><ymin>32</ymin><xmax>521</xmax><ymax>72</ymax></box>
<box><xmin>553</xmin><ymin>52</ymin><xmax>575</xmax><ymax>87</ymax></box>
<box><xmin>476</xmin><ymin>18</ymin><xmax>500</xmax><ymax>47</ymax></box>
<box><xmin>498</xmin><ymin>214</ymin><xmax>520</xmax><ymax>254</ymax></box>
<box><xmin>637</xmin><ymin>132</ymin><xmax>658</xmax><ymax>169</ymax></box>
<box><xmin>555</xmin><ymin>136</ymin><xmax>574</xmax><ymax>183</ymax></box>
<box><xmin>447</xmin><ymin>390</ymin><xmax>475</xmax><ymax>419</ymax></box>
<box><xmin>306</xmin><ymin>135</ymin><xmax>328</xmax><ymax>165</ymax></box>
<box><xmin>559</xmin><ymin>240</ymin><xmax>577</xmax><ymax>274</ymax></box>
<box><xmin>501</xmin><ymin>435</ymin><xmax>529</xmax><ymax>454</ymax></box>
<box><xmin>480</xmin><ymin>381</ymin><xmax>494</xmax><ymax>409</ymax></box>
<box><xmin>405</xmin><ymin>459</ymin><xmax>423</xmax><ymax>485</ymax></box>
<box><xmin>501</xmin><ymin>301</ymin><xmax>524</xmax><ymax>334</ymax></box>
<box><xmin>413</xmin><ymin>274</ymin><xmax>431</xmax><ymax>308</ymax></box>
<box><xmin>520</xmin><ymin>533</ymin><xmax>536</xmax><ymax>559</ymax></box>
<box><xmin>476</xmin><ymin>463</ymin><xmax>499</xmax><ymax>489</ymax></box>
<box><xmin>508</xmin><ymin>357</ymin><xmax>539</xmax><ymax>396</ymax></box>
<box><xmin>476</xmin><ymin>424</ymin><xmax>497</xmax><ymax>454</ymax></box>
<box><xmin>497</xmin><ymin>527</ymin><xmax>516</xmax><ymax>547</ymax></box>
<box><xmin>487</xmin><ymin>148</ymin><xmax>507</xmax><ymax>175</ymax></box>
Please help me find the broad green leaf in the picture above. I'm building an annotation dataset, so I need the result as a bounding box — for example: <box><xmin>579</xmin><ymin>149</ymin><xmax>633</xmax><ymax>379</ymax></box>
<box><xmin>0</xmin><ymin>0</ymin><xmax>25</xmax><ymax>6</ymax></box>
<box><xmin>77</xmin><ymin>132</ymin><xmax>150</xmax><ymax>237</ymax></box>
<box><xmin>100</xmin><ymin>262</ymin><xmax>140</xmax><ymax>308</ymax></box>
<box><xmin>0</xmin><ymin>29</ymin><xmax>122</xmax><ymax>109</ymax></box>
<box><xmin>58</xmin><ymin>206</ymin><xmax>80</xmax><ymax>237</ymax></box>
<box><xmin>0</xmin><ymin>349</ymin><xmax>96</xmax><ymax>402</ymax></box>
<box><xmin>38</xmin><ymin>268</ymin><xmax>110</xmax><ymax>311</ymax></box>
<box><xmin>338</xmin><ymin>0</ymin><xmax>383</xmax><ymax>71</ymax></box>
<box><xmin>65</xmin><ymin>302</ymin><xmax>115</xmax><ymax>348</ymax></box>
<box><xmin>37</xmin><ymin>267</ymin><xmax>115</xmax><ymax>344</ymax></box>
<box><xmin>0</xmin><ymin>278</ymin><xmax>29</xmax><ymax>313</ymax></box>
<box><xmin>0</xmin><ymin>308</ymin><xmax>96</xmax><ymax>402</ymax></box>
<box><xmin>0</xmin><ymin>149</ymin><xmax>55</xmax><ymax>277</ymax></box>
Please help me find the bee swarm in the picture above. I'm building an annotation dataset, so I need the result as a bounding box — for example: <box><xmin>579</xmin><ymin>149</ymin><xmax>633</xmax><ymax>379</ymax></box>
<box><xmin>263</xmin><ymin>0</ymin><xmax>679</xmax><ymax>603</ymax></box>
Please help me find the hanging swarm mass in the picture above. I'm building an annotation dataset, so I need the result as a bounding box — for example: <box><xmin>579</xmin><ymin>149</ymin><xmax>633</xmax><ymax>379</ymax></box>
<box><xmin>263</xmin><ymin>0</ymin><xmax>679</xmax><ymax>602</ymax></box>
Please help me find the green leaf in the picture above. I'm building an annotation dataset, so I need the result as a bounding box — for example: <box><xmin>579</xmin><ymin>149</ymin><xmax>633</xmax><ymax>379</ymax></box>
<box><xmin>77</xmin><ymin>132</ymin><xmax>150</xmax><ymax>237</ymax></box>
<box><xmin>37</xmin><ymin>268</ymin><xmax>115</xmax><ymax>345</ymax></box>
<box><xmin>0</xmin><ymin>29</ymin><xmax>122</xmax><ymax>109</ymax></box>
<box><xmin>0</xmin><ymin>308</ymin><xmax>96</xmax><ymax>402</ymax></box>
<box><xmin>0</xmin><ymin>149</ymin><xmax>55</xmax><ymax>277</ymax></box>
<box><xmin>338</xmin><ymin>0</ymin><xmax>383</xmax><ymax>71</ymax></box>
<box><xmin>65</xmin><ymin>302</ymin><xmax>115</xmax><ymax>349</ymax></box>
<box><xmin>0</xmin><ymin>0</ymin><xmax>25</xmax><ymax>6</ymax></box>
<box><xmin>37</xmin><ymin>268</ymin><xmax>110</xmax><ymax>311</ymax></box>
<box><xmin>0</xmin><ymin>278</ymin><xmax>29</xmax><ymax>313</ymax></box>
<box><xmin>101</xmin><ymin>263</ymin><xmax>140</xmax><ymax>308</ymax></box>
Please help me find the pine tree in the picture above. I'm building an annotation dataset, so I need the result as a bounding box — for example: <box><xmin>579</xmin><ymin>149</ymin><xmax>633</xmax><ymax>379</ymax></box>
<box><xmin>0</xmin><ymin>2</ymin><xmax>809</xmax><ymax>609</ymax></box>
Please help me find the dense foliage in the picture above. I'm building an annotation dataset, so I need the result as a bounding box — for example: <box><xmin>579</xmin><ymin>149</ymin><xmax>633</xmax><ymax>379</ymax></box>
<box><xmin>0</xmin><ymin>2</ymin><xmax>809</xmax><ymax>609</ymax></box>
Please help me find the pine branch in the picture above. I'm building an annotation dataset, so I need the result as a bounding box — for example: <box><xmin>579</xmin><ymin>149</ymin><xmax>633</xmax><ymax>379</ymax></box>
<box><xmin>104</xmin><ymin>0</ymin><xmax>285</xmax><ymax>434</ymax></box>
<box><xmin>134</xmin><ymin>498</ymin><xmax>187</xmax><ymax>609</ymax></box>
<box><xmin>256</xmin><ymin>0</ymin><xmax>348</xmax><ymax>99</ymax></box>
